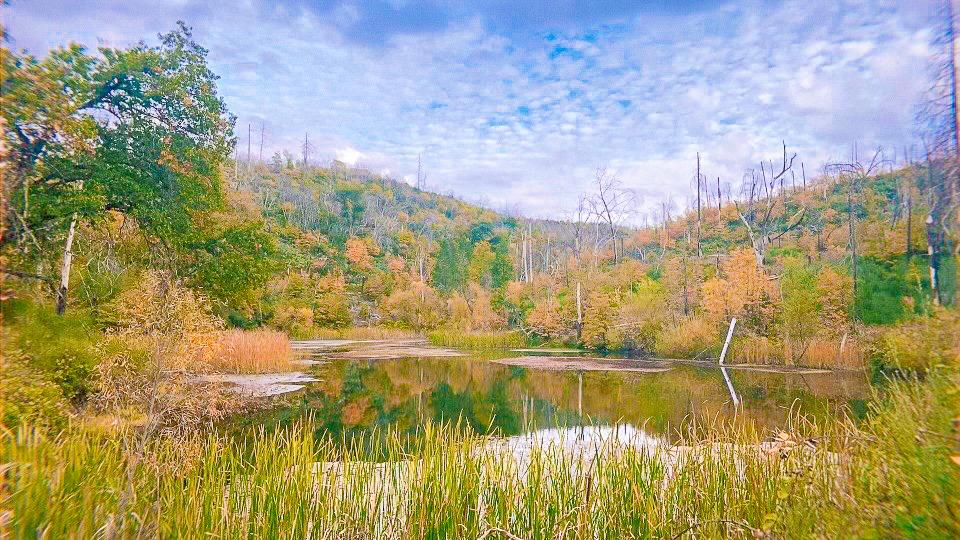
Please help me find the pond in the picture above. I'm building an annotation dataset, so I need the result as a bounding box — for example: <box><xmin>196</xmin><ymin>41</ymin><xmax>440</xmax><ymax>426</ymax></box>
<box><xmin>226</xmin><ymin>340</ymin><xmax>870</xmax><ymax>452</ymax></box>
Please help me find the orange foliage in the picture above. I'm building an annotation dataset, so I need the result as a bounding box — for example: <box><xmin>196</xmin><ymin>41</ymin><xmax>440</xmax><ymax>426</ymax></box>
<box><xmin>345</xmin><ymin>237</ymin><xmax>374</xmax><ymax>270</ymax></box>
<box><xmin>701</xmin><ymin>248</ymin><xmax>776</xmax><ymax>331</ymax></box>
<box><xmin>816</xmin><ymin>267</ymin><xmax>853</xmax><ymax>337</ymax></box>
<box><xmin>526</xmin><ymin>297</ymin><xmax>567</xmax><ymax>338</ymax></box>
<box><xmin>387</xmin><ymin>256</ymin><xmax>406</xmax><ymax>274</ymax></box>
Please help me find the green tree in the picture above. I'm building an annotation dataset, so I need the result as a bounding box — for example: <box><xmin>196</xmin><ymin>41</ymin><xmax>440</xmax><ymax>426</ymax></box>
<box><xmin>489</xmin><ymin>234</ymin><xmax>513</xmax><ymax>289</ymax></box>
<box><xmin>2</xmin><ymin>23</ymin><xmax>245</xmax><ymax>311</ymax></box>
<box><xmin>467</xmin><ymin>240</ymin><xmax>495</xmax><ymax>286</ymax></box>
<box><xmin>431</xmin><ymin>236</ymin><xmax>468</xmax><ymax>293</ymax></box>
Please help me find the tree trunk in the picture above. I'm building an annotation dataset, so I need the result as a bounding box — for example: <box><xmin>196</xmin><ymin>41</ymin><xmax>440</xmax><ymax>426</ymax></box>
<box><xmin>576</xmin><ymin>281</ymin><xmax>583</xmax><ymax>341</ymax></box>
<box><xmin>55</xmin><ymin>213</ymin><xmax>78</xmax><ymax>315</ymax></box>
<box><xmin>848</xmin><ymin>178</ymin><xmax>858</xmax><ymax>299</ymax></box>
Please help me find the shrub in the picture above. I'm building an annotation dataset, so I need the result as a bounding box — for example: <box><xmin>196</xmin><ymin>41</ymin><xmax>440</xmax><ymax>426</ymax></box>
<box><xmin>870</xmin><ymin>308</ymin><xmax>960</xmax><ymax>372</ymax></box>
<box><xmin>855</xmin><ymin>257</ymin><xmax>924</xmax><ymax>325</ymax></box>
<box><xmin>3</xmin><ymin>299</ymin><xmax>102</xmax><ymax>401</ymax></box>
<box><xmin>0</xmin><ymin>355</ymin><xmax>70</xmax><ymax>431</ymax></box>
<box><xmin>381</xmin><ymin>283</ymin><xmax>445</xmax><ymax>330</ymax></box>
<box><xmin>98</xmin><ymin>270</ymin><xmax>223</xmax><ymax>371</ymax></box>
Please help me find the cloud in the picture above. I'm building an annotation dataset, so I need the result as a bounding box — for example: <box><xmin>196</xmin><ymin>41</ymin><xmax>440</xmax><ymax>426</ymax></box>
<box><xmin>3</xmin><ymin>0</ymin><xmax>940</xmax><ymax>221</ymax></box>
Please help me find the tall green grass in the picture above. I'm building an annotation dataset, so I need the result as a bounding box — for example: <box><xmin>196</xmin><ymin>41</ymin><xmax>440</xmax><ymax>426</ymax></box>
<box><xmin>3</xmin><ymin>372</ymin><xmax>958</xmax><ymax>538</ymax></box>
<box><xmin>427</xmin><ymin>329</ymin><xmax>526</xmax><ymax>350</ymax></box>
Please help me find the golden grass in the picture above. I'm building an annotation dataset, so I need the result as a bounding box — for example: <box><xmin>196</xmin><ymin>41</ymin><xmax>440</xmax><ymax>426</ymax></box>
<box><xmin>653</xmin><ymin>316</ymin><xmax>721</xmax><ymax>359</ymax></box>
<box><xmin>210</xmin><ymin>329</ymin><xmax>293</xmax><ymax>373</ymax></box>
<box><xmin>729</xmin><ymin>334</ymin><xmax>784</xmax><ymax>364</ymax></box>
<box><xmin>730</xmin><ymin>335</ymin><xmax>863</xmax><ymax>369</ymax></box>
<box><xmin>800</xmin><ymin>336</ymin><xmax>864</xmax><ymax>369</ymax></box>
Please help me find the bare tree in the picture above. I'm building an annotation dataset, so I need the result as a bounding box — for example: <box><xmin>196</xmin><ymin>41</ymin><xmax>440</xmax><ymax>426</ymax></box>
<box><xmin>826</xmin><ymin>147</ymin><xmax>885</xmax><ymax>300</ymax></box>
<box><xmin>734</xmin><ymin>142</ymin><xmax>806</xmax><ymax>265</ymax></box>
<box><xmin>587</xmin><ymin>167</ymin><xmax>636</xmax><ymax>262</ymax></box>
<box><xmin>915</xmin><ymin>0</ymin><xmax>960</xmax><ymax>304</ymax></box>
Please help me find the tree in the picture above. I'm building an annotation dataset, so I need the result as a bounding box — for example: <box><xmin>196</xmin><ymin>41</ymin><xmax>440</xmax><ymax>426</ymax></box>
<box><xmin>2</xmin><ymin>23</ymin><xmax>235</xmax><ymax>312</ymax></box>
<box><xmin>431</xmin><ymin>236</ymin><xmax>468</xmax><ymax>293</ymax></box>
<box><xmin>467</xmin><ymin>240</ymin><xmax>495</xmax><ymax>286</ymax></box>
<box><xmin>587</xmin><ymin>167</ymin><xmax>636</xmax><ymax>262</ymax></box>
<box><xmin>734</xmin><ymin>143</ymin><xmax>806</xmax><ymax>265</ymax></box>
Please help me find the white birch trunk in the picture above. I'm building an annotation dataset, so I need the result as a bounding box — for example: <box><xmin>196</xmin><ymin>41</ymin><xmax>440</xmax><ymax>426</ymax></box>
<box><xmin>56</xmin><ymin>213</ymin><xmax>78</xmax><ymax>315</ymax></box>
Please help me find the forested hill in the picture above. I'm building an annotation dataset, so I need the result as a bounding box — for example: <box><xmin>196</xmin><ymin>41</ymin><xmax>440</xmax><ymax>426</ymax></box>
<box><xmin>3</xmin><ymin>24</ymin><xmax>955</xmax><ymax>372</ymax></box>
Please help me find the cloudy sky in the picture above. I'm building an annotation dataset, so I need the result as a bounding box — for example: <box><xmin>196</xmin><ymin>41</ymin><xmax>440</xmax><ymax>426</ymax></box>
<box><xmin>4</xmin><ymin>0</ymin><xmax>938</xmax><ymax>219</ymax></box>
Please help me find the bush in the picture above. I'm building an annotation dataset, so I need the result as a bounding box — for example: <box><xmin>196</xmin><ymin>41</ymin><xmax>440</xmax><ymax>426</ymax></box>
<box><xmin>855</xmin><ymin>257</ymin><xmax>924</xmax><ymax>325</ymax></box>
<box><xmin>870</xmin><ymin>308</ymin><xmax>960</xmax><ymax>372</ymax></box>
<box><xmin>3</xmin><ymin>299</ymin><xmax>102</xmax><ymax>401</ymax></box>
<box><xmin>98</xmin><ymin>270</ymin><xmax>223</xmax><ymax>371</ymax></box>
<box><xmin>0</xmin><ymin>356</ymin><xmax>70</xmax><ymax>431</ymax></box>
<box><xmin>381</xmin><ymin>283</ymin><xmax>445</xmax><ymax>330</ymax></box>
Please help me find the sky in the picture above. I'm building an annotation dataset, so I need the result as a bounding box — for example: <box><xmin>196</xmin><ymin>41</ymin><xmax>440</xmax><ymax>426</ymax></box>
<box><xmin>4</xmin><ymin>0</ymin><xmax>940</xmax><ymax>221</ymax></box>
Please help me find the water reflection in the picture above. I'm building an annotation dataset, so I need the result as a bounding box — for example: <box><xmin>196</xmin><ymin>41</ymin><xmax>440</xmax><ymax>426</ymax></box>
<box><xmin>228</xmin><ymin>352</ymin><xmax>869</xmax><ymax>451</ymax></box>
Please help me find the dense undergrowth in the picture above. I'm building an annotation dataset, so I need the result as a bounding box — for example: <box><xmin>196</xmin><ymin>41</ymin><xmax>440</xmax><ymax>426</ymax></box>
<box><xmin>3</xmin><ymin>371</ymin><xmax>958</xmax><ymax>538</ymax></box>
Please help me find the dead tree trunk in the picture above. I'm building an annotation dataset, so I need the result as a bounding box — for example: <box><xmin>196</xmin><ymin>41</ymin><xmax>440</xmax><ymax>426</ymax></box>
<box><xmin>696</xmin><ymin>153</ymin><xmax>702</xmax><ymax>258</ymax></box>
<box><xmin>55</xmin><ymin>213</ymin><xmax>78</xmax><ymax>315</ymax></box>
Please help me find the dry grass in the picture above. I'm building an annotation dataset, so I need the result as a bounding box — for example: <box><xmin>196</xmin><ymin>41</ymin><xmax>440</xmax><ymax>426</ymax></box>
<box><xmin>653</xmin><ymin>316</ymin><xmax>721</xmax><ymax>359</ymax></box>
<box><xmin>800</xmin><ymin>336</ymin><xmax>864</xmax><ymax>369</ymax></box>
<box><xmin>210</xmin><ymin>329</ymin><xmax>294</xmax><ymax>373</ymax></box>
<box><xmin>730</xmin><ymin>334</ymin><xmax>784</xmax><ymax>364</ymax></box>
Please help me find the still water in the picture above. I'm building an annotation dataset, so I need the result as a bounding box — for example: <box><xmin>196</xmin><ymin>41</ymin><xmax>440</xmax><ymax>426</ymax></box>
<box><xmin>228</xmin><ymin>343</ymin><xmax>870</xmax><ymax>447</ymax></box>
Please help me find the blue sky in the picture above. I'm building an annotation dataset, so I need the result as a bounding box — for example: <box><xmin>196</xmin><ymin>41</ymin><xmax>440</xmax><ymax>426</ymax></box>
<box><xmin>5</xmin><ymin>0</ymin><xmax>937</xmax><ymax>220</ymax></box>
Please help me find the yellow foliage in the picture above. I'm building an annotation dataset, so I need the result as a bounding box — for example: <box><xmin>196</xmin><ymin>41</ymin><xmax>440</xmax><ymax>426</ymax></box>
<box><xmin>581</xmin><ymin>290</ymin><xmax>617</xmax><ymax>349</ymax></box>
<box><xmin>99</xmin><ymin>270</ymin><xmax>222</xmax><ymax>371</ymax></box>
<box><xmin>381</xmin><ymin>283</ymin><xmax>445</xmax><ymax>330</ymax></box>
<box><xmin>816</xmin><ymin>267</ymin><xmax>853</xmax><ymax>337</ymax></box>
<box><xmin>447</xmin><ymin>293</ymin><xmax>472</xmax><ymax>330</ymax></box>
<box><xmin>701</xmin><ymin>248</ymin><xmax>776</xmax><ymax>331</ymax></box>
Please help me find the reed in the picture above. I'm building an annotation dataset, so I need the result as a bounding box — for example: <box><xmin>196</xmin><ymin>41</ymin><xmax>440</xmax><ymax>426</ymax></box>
<box><xmin>3</xmin><ymin>373</ymin><xmax>957</xmax><ymax>538</ymax></box>
<box><xmin>211</xmin><ymin>329</ymin><xmax>294</xmax><ymax>373</ymax></box>
<box><xmin>309</xmin><ymin>326</ymin><xmax>422</xmax><ymax>340</ymax></box>
<box><xmin>427</xmin><ymin>329</ymin><xmax>526</xmax><ymax>350</ymax></box>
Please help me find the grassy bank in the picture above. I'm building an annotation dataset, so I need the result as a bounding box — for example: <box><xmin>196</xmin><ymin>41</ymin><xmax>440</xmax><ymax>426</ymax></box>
<box><xmin>3</xmin><ymin>371</ymin><xmax>958</xmax><ymax>538</ymax></box>
<box><xmin>427</xmin><ymin>329</ymin><xmax>526</xmax><ymax>350</ymax></box>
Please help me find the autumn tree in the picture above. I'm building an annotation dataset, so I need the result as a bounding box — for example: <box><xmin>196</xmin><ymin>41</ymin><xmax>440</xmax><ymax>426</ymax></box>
<box><xmin>0</xmin><ymin>23</ymin><xmax>268</xmax><ymax>312</ymax></box>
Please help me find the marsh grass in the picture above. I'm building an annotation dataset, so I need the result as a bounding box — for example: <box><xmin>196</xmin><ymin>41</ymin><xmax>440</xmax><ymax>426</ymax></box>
<box><xmin>3</xmin><ymin>372</ymin><xmax>958</xmax><ymax>538</ymax></box>
<box><xmin>308</xmin><ymin>327</ymin><xmax>421</xmax><ymax>340</ymax></box>
<box><xmin>427</xmin><ymin>329</ymin><xmax>526</xmax><ymax>350</ymax></box>
<box><xmin>212</xmin><ymin>329</ymin><xmax>294</xmax><ymax>373</ymax></box>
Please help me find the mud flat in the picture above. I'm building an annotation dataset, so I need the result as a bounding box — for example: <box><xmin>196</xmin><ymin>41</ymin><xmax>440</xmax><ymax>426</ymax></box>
<box><xmin>667</xmin><ymin>359</ymin><xmax>837</xmax><ymax>374</ymax></box>
<box><xmin>509</xmin><ymin>348</ymin><xmax>588</xmax><ymax>354</ymax></box>
<box><xmin>494</xmin><ymin>356</ymin><xmax>671</xmax><ymax>373</ymax></box>
<box><xmin>328</xmin><ymin>341</ymin><xmax>463</xmax><ymax>360</ymax></box>
<box><xmin>196</xmin><ymin>372</ymin><xmax>318</xmax><ymax>397</ymax></box>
